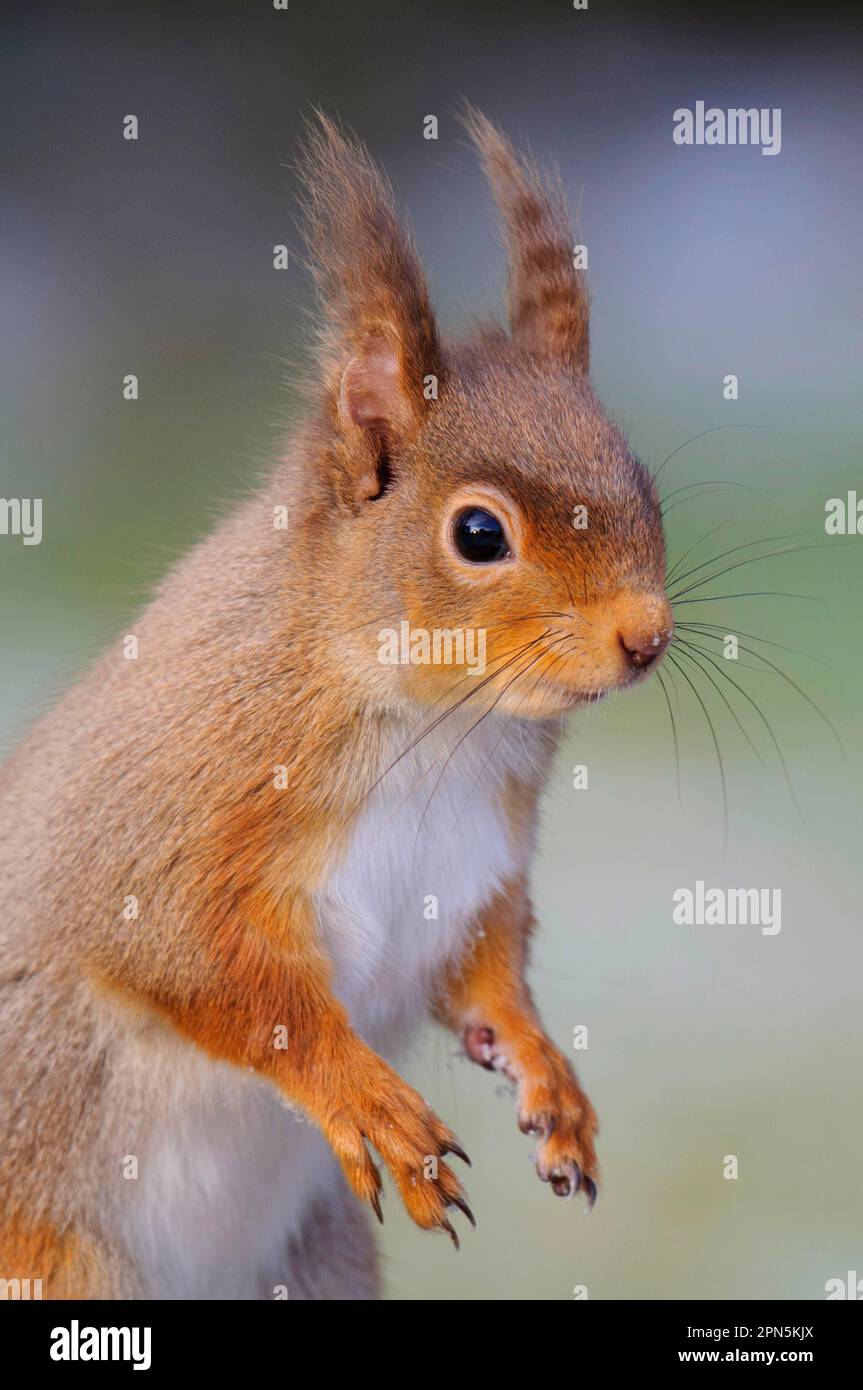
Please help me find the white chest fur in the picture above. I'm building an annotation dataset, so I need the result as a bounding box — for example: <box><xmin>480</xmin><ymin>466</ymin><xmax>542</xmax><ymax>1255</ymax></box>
<box><xmin>314</xmin><ymin>709</ymin><xmax>546</xmax><ymax>1049</ymax></box>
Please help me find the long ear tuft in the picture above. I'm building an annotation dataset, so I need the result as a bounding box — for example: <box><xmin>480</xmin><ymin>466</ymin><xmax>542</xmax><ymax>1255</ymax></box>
<box><xmin>297</xmin><ymin>113</ymin><xmax>442</xmax><ymax>496</ymax></box>
<box><xmin>461</xmin><ymin>105</ymin><xmax>589</xmax><ymax>375</ymax></box>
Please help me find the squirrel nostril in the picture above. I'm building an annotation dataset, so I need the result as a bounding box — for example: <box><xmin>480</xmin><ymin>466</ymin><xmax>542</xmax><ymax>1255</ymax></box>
<box><xmin>619</xmin><ymin>629</ymin><xmax>670</xmax><ymax>670</ymax></box>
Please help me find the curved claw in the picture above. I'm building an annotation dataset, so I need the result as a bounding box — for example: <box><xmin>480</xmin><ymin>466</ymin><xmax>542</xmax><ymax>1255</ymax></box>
<box><xmin>441</xmin><ymin>1219</ymin><xmax>460</xmax><ymax>1251</ymax></box>
<box><xmin>442</xmin><ymin>1140</ymin><xmax>472</xmax><ymax>1167</ymax></box>
<box><xmin>370</xmin><ymin>1191</ymin><xmax>384</xmax><ymax>1225</ymax></box>
<box><xmin>582</xmin><ymin>1176</ymin><xmax>597</xmax><ymax>1213</ymax></box>
<box><xmin>450</xmin><ymin>1195</ymin><xmax>476</xmax><ymax>1228</ymax></box>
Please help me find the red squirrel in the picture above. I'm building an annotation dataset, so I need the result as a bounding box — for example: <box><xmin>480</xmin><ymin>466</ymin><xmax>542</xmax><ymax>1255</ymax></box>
<box><xmin>0</xmin><ymin>110</ymin><xmax>672</xmax><ymax>1299</ymax></box>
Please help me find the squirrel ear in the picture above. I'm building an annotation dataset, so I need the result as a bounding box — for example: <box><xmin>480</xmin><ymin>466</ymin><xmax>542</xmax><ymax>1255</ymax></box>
<box><xmin>338</xmin><ymin>332</ymin><xmax>414</xmax><ymax>435</ymax></box>
<box><xmin>335</xmin><ymin>330</ymin><xmax>419</xmax><ymax>501</ymax></box>
<box><xmin>462</xmin><ymin>105</ymin><xmax>590</xmax><ymax>375</ymax></box>
<box><xmin>299</xmin><ymin>114</ymin><xmax>441</xmax><ymax>496</ymax></box>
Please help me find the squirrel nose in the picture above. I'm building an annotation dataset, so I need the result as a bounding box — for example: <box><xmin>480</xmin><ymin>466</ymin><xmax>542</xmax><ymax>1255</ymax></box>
<box><xmin>619</xmin><ymin>625</ymin><xmax>670</xmax><ymax>670</ymax></box>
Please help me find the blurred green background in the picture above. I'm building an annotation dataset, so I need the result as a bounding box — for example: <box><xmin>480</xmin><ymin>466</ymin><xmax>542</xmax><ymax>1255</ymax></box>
<box><xmin>2</xmin><ymin>0</ymin><xmax>861</xmax><ymax>1299</ymax></box>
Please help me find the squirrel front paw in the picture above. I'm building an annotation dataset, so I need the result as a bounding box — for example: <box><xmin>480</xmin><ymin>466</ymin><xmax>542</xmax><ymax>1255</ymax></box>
<box><xmin>465</xmin><ymin>1023</ymin><xmax>599</xmax><ymax>1208</ymax></box>
<box><xmin>322</xmin><ymin>1059</ymin><xmax>474</xmax><ymax>1246</ymax></box>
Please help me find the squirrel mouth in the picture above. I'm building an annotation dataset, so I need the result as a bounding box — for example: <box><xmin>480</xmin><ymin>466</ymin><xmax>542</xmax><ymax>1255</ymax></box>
<box><xmin>524</xmin><ymin>675</ymin><xmax>606</xmax><ymax>711</ymax></box>
<box><xmin>529</xmin><ymin>664</ymin><xmax>653</xmax><ymax>711</ymax></box>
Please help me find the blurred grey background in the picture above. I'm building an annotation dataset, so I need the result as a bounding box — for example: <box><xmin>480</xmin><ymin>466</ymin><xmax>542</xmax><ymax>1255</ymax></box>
<box><xmin>2</xmin><ymin>0</ymin><xmax>861</xmax><ymax>1299</ymax></box>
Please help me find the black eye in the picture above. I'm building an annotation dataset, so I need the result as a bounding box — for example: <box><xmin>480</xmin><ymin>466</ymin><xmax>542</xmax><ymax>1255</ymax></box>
<box><xmin>452</xmin><ymin>507</ymin><xmax>510</xmax><ymax>563</ymax></box>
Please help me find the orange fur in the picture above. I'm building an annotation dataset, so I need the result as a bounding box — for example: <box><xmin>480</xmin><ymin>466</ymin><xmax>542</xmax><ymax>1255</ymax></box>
<box><xmin>0</xmin><ymin>1219</ymin><xmax>109</xmax><ymax>1300</ymax></box>
<box><xmin>437</xmin><ymin>873</ymin><xmax>598</xmax><ymax>1198</ymax></box>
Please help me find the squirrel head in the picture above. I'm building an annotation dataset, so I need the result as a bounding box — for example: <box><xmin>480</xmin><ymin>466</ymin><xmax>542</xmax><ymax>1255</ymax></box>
<box><xmin>295</xmin><ymin>110</ymin><xmax>672</xmax><ymax>719</ymax></box>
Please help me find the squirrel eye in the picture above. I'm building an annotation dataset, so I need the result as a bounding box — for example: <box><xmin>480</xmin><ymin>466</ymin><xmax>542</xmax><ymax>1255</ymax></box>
<box><xmin>452</xmin><ymin>507</ymin><xmax>510</xmax><ymax>564</ymax></box>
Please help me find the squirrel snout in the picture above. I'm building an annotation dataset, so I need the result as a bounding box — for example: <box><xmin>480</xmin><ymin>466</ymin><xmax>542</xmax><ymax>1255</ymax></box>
<box><xmin>618</xmin><ymin>622</ymin><xmax>671</xmax><ymax>670</ymax></box>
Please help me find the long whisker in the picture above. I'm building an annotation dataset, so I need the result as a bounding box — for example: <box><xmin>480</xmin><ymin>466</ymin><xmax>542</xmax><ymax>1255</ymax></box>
<box><xmin>672</xmin><ymin>636</ymin><xmax>801</xmax><ymax>814</ymax></box>
<box><xmin>659</xmin><ymin>479</ymin><xmax>762</xmax><ymax>511</ymax></box>
<box><xmin>685</xmin><ymin>631</ymin><xmax>843</xmax><ymax>755</ymax></box>
<box><xmin>399</xmin><ymin>622</ymin><xmax>587</xmax><ymax>747</ymax></box>
<box><xmin>398</xmin><ymin>630</ymin><xmax>552</xmax><ymax>734</ymax></box>
<box><xmin>666</xmin><ymin>517</ymin><xmax>741</xmax><ymax>585</ymax></box>
<box><xmin>382</xmin><ymin>632</ymin><xmax>553</xmax><ymax>773</ymax></box>
<box><xmin>655</xmin><ymin>667</ymin><xmax>684</xmax><ymax>811</ymax></box>
<box><xmin>674</xmin><ymin>637</ymin><xmax>776</xmax><ymax>676</ymax></box>
<box><xmin>650</xmin><ymin>423</ymin><xmax>767</xmax><ymax>490</ymax></box>
<box><xmin>451</xmin><ymin>632</ymin><xmax>590</xmax><ymax>838</ymax></box>
<box><xmin>667</xmin><ymin>530</ymin><xmax>812</xmax><ymax>591</ymax></box>
<box><xmin>530</xmin><ymin>636</ymin><xmax>584</xmax><ymax>692</ymax></box>
<box><xmin>413</xmin><ymin>634</ymin><xmax>576</xmax><ymax>852</ymax></box>
<box><xmin>334</xmin><ymin>607</ymin><xmax>585</xmax><ymax>641</ymax></box>
<box><xmin>673</xmin><ymin>591</ymin><xmax>825</xmax><ymax>607</ymax></box>
<box><xmin>675</xmin><ymin>620</ymin><xmax>822</xmax><ymax>663</ymax></box>
<box><xmin>669</xmin><ymin>544</ymin><xmax>836</xmax><ymax>602</ymax></box>
<box><xmin>661</xmin><ymin>486</ymin><xmax>752</xmax><ymax>519</ymax></box>
<box><xmin>665</xmin><ymin>649</ymin><xmax>729</xmax><ymax>850</ymax></box>
<box><xmin>671</xmin><ymin>640</ymin><xmax>766</xmax><ymax>766</ymax></box>
<box><xmin>452</xmin><ymin>664</ymin><xmax>563</xmax><ymax>830</ymax></box>
<box><xmin>660</xmin><ymin>480</ymin><xmax>762</xmax><ymax>505</ymax></box>
<box><xmin>370</xmin><ymin>637</ymin><xmax>566</xmax><ymax>853</ymax></box>
<box><xmin>328</xmin><ymin>631</ymin><xmax>554</xmax><ymax>851</ymax></box>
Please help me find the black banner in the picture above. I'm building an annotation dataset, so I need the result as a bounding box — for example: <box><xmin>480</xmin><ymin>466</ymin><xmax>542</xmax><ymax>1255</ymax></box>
<box><xmin>3</xmin><ymin>1299</ymin><xmax>859</xmax><ymax>1374</ymax></box>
